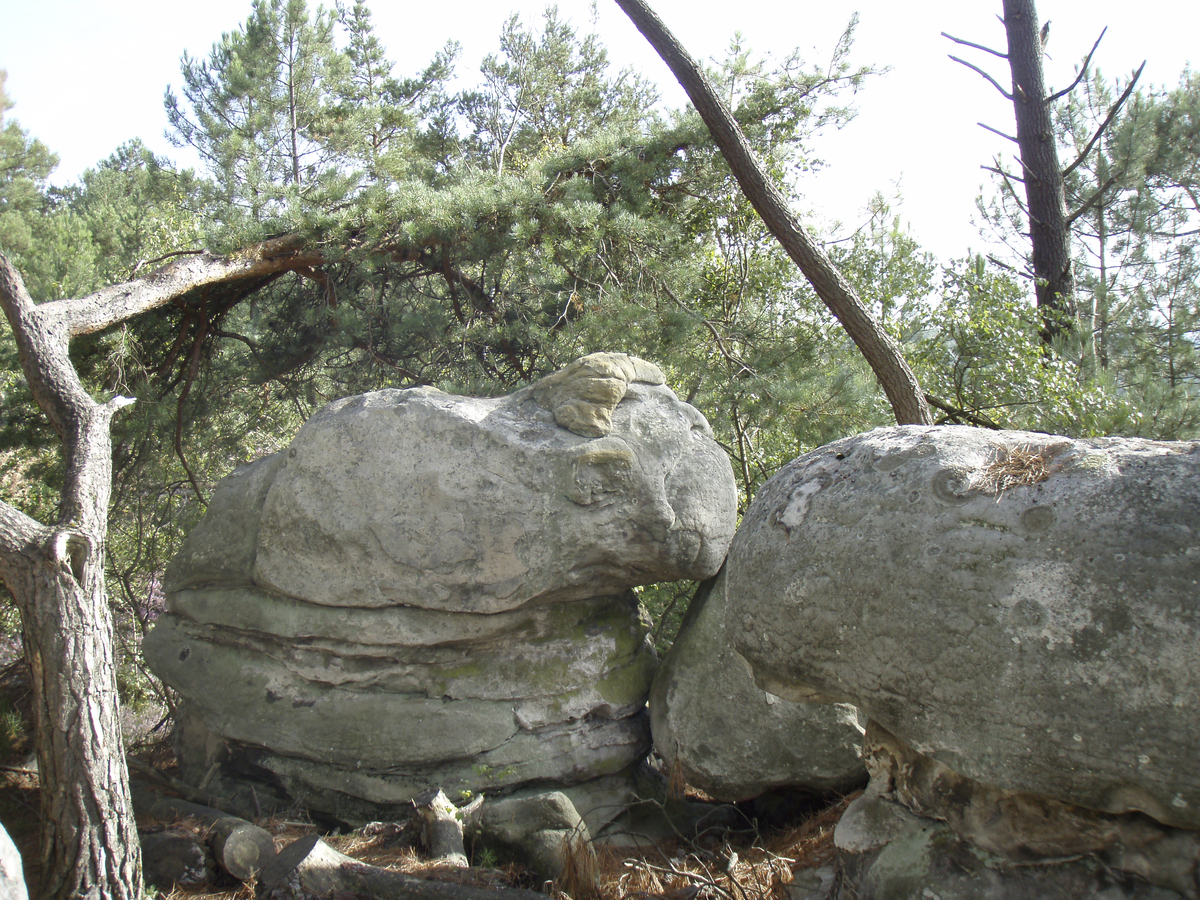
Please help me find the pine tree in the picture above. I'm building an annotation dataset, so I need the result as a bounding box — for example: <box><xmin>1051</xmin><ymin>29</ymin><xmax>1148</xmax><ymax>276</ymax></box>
<box><xmin>1060</xmin><ymin>69</ymin><xmax>1200</xmax><ymax>436</ymax></box>
<box><xmin>165</xmin><ymin>0</ymin><xmax>345</xmax><ymax>224</ymax></box>
<box><xmin>330</xmin><ymin>0</ymin><xmax>457</xmax><ymax>181</ymax></box>
<box><xmin>461</xmin><ymin>6</ymin><xmax>657</xmax><ymax>176</ymax></box>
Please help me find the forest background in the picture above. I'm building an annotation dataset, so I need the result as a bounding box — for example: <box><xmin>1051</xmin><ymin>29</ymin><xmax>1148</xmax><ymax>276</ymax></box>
<box><xmin>0</xmin><ymin>0</ymin><xmax>1198</xmax><ymax>866</ymax></box>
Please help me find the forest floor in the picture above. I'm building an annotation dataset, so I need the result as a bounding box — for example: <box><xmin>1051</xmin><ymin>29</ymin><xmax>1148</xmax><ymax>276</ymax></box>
<box><xmin>2</xmin><ymin>761</ymin><xmax>852</xmax><ymax>900</ymax></box>
<box><xmin>0</xmin><ymin>658</ymin><xmax>853</xmax><ymax>900</ymax></box>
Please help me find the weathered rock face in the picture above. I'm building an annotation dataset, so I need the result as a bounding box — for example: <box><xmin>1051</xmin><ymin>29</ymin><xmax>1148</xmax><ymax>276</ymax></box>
<box><xmin>857</xmin><ymin>722</ymin><xmax>1200</xmax><ymax>895</ymax></box>
<box><xmin>145</xmin><ymin>353</ymin><xmax>737</xmax><ymax>824</ymax></box>
<box><xmin>171</xmin><ymin>353</ymin><xmax>732</xmax><ymax>612</ymax></box>
<box><xmin>727</xmin><ymin>426</ymin><xmax>1200</xmax><ymax>831</ymax></box>
<box><xmin>648</xmin><ymin>569</ymin><xmax>866</xmax><ymax>801</ymax></box>
<box><xmin>833</xmin><ymin>790</ymin><xmax>1187</xmax><ymax>900</ymax></box>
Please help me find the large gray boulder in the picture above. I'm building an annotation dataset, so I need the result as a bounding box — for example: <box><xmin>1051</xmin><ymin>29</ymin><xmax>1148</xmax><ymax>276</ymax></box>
<box><xmin>649</xmin><ymin>568</ymin><xmax>865</xmax><ymax>801</ymax></box>
<box><xmin>170</xmin><ymin>352</ymin><xmax>731</xmax><ymax>612</ymax></box>
<box><xmin>856</xmin><ymin>721</ymin><xmax>1200</xmax><ymax>896</ymax></box>
<box><xmin>146</xmin><ymin>353</ymin><xmax>737</xmax><ymax>825</ymax></box>
<box><xmin>726</xmin><ymin>426</ymin><xmax>1200</xmax><ymax>831</ymax></box>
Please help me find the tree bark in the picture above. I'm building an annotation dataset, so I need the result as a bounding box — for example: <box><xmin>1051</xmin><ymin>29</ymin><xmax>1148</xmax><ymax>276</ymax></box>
<box><xmin>613</xmin><ymin>0</ymin><xmax>932</xmax><ymax>426</ymax></box>
<box><xmin>0</xmin><ymin>240</ymin><xmax>322</xmax><ymax>900</ymax></box>
<box><xmin>413</xmin><ymin>788</ymin><xmax>482</xmax><ymax>868</ymax></box>
<box><xmin>1002</xmin><ymin>0</ymin><xmax>1075</xmax><ymax>343</ymax></box>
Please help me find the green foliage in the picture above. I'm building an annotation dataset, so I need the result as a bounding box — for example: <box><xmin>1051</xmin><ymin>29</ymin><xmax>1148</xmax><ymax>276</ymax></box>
<box><xmin>4</xmin><ymin>9</ymin><xmax>901</xmax><ymax>662</ymax></box>
<box><xmin>71</xmin><ymin>141</ymin><xmax>203</xmax><ymax>284</ymax></box>
<box><xmin>638</xmin><ymin>581</ymin><xmax>697</xmax><ymax>654</ymax></box>
<box><xmin>977</xmin><ymin>65</ymin><xmax>1200</xmax><ymax>439</ymax></box>
<box><xmin>0</xmin><ymin>71</ymin><xmax>60</xmax><ymax>265</ymax></box>
<box><xmin>0</xmin><ymin>696</ymin><xmax>27</xmax><ymax>764</ymax></box>
<box><xmin>165</xmin><ymin>0</ymin><xmax>351</xmax><ymax>230</ymax></box>
<box><xmin>460</xmin><ymin>4</ymin><xmax>658</xmax><ymax>176</ymax></box>
<box><xmin>9</xmin><ymin>1</ymin><xmax>1199</xmax><ymax>674</ymax></box>
<box><xmin>1</xmin><ymin>73</ymin><xmax>98</xmax><ymax>303</ymax></box>
<box><xmin>910</xmin><ymin>256</ymin><xmax>1138</xmax><ymax>436</ymax></box>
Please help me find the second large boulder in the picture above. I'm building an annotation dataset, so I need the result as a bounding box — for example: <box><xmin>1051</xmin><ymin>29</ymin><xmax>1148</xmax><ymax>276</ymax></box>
<box><xmin>727</xmin><ymin>425</ymin><xmax>1200</xmax><ymax>830</ymax></box>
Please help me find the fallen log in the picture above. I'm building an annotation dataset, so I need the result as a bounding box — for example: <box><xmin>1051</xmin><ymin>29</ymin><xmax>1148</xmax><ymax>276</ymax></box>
<box><xmin>259</xmin><ymin>834</ymin><xmax>546</xmax><ymax>900</ymax></box>
<box><xmin>130</xmin><ymin>783</ymin><xmax>276</xmax><ymax>881</ymax></box>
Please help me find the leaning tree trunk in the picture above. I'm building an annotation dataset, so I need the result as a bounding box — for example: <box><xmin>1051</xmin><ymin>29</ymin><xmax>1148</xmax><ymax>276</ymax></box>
<box><xmin>614</xmin><ymin>0</ymin><xmax>932</xmax><ymax>426</ymax></box>
<box><xmin>1002</xmin><ymin>0</ymin><xmax>1074</xmax><ymax>344</ymax></box>
<box><xmin>0</xmin><ymin>239</ymin><xmax>322</xmax><ymax>900</ymax></box>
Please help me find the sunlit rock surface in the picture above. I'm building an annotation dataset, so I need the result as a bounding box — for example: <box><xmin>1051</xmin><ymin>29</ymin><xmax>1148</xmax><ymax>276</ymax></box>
<box><xmin>649</xmin><ymin>567</ymin><xmax>866</xmax><ymax>801</ymax></box>
<box><xmin>146</xmin><ymin>353</ymin><xmax>737</xmax><ymax>826</ymax></box>
<box><xmin>727</xmin><ymin>426</ymin><xmax>1200</xmax><ymax>830</ymax></box>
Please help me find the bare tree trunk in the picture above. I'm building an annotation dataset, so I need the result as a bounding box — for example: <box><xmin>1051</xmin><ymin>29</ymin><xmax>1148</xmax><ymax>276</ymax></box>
<box><xmin>21</xmin><ymin>563</ymin><xmax>140</xmax><ymax>899</ymax></box>
<box><xmin>613</xmin><ymin>0</ymin><xmax>932</xmax><ymax>426</ymax></box>
<box><xmin>1002</xmin><ymin>0</ymin><xmax>1074</xmax><ymax>343</ymax></box>
<box><xmin>0</xmin><ymin>239</ymin><xmax>322</xmax><ymax>900</ymax></box>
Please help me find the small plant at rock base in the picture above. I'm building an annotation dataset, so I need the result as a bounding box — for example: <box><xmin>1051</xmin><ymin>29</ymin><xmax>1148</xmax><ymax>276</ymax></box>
<box><xmin>0</xmin><ymin>698</ymin><xmax>26</xmax><ymax>763</ymax></box>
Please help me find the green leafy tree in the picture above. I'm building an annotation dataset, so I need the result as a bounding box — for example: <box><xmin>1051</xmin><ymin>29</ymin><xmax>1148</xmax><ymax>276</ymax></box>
<box><xmin>330</xmin><ymin>0</ymin><xmax>459</xmax><ymax>181</ymax></box>
<box><xmin>1</xmin><ymin>72</ymin><xmax>59</xmax><ymax>268</ymax></box>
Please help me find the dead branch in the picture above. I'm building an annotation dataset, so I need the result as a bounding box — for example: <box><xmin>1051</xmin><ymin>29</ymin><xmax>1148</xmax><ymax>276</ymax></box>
<box><xmin>49</xmin><ymin>236</ymin><xmax>323</xmax><ymax>337</ymax></box>
<box><xmin>982</xmin><ymin>164</ymin><xmax>1025</xmax><ymax>183</ymax></box>
<box><xmin>948</xmin><ymin>54</ymin><xmax>1012</xmax><ymax>100</ymax></box>
<box><xmin>941</xmin><ymin>32</ymin><xmax>1008</xmax><ymax>59</ymax></box>
<box><xmin>978</xmin><ymin>122</ymin><xmax>1019</xmax><ymax>143</ymax></box>
<box><xmin>925</xmin><ymin>395</ymin><xmax>1003</xmax><ymax>429</ymax></box>
<box><xmin>1061</xmin><ymin>61</ymin><xmax>1146</xmax><ymax>178</ymax></box>
<box><xmin>259</xmin><ymin>834</ymin><xmax>547</xmax><ymax>900</ymax></box>
<box><xmin>127</xmin><ymin>760</ymin><xmax>252</xmax><ymax>818</ymax></box>
<box><xmin>1047</xmin><ymin>27</ymin><xmax>1108</xmax><ymax>103</ymax></box>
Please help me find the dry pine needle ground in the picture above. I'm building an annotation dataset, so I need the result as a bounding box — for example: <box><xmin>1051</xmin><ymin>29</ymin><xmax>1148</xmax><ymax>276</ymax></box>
<box><xmin>3</xmin><ymin>762</ymin><xmax>852</xmax><ymax>900</ymax></box>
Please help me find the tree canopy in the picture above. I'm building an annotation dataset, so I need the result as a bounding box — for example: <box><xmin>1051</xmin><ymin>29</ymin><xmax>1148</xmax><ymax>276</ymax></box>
<box><xmin>1</xmin><ymin>2</ymin><xmax>1199</xmax><ymax>895</ymax></box>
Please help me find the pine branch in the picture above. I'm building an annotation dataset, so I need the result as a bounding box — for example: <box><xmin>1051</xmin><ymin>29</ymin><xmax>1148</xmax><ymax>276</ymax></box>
<box><xmin>1065</xmin><ymin>172</ymin><xmax>1122</xmax><ymax>227</ymax></box>
<box><xmin>46</xmin><ymin>236</ymin><xmax>324</xmax><ymax>337</ymax></box>
<box><xmin>925</xmin><ymin>395</ymin><xmax>1002</xmax><ymax>429</ymax></box>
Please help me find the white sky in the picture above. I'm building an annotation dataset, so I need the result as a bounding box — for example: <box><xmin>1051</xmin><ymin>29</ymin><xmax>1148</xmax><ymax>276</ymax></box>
<box><xmin>0</xmin><ymin>0</ymin><xmax>1195</xmax><ymax>262</ymax></box>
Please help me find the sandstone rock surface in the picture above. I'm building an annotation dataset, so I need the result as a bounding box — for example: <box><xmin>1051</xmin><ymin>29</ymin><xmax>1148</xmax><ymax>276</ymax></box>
<box><xmin>727</xmin><ymin>426</ymin><xmax>1200</xmax><ymax>830</ymax></box>
<box><xmin>146</xmin><ymin>353</ymin><xmax>737</xmax><ymax>824</ymax></box>
<box><xmin>833</xmin><ymin>791</ymin><xmax>1184</xmax><ymax>900</ymax></box>
<box><xmin>0</xmin><ymin>820</ymin><xmax>27</xmax><ymax>900</ymax></box>
<box><xmin>649</xmin><ymin>569</ymin><xmax>865</xmax><ymax>801</ymax></box>
<box><xmin>860</xmin><ymin>722</ymin><xmax>1199</xmax><ymax>895</ymax></box>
